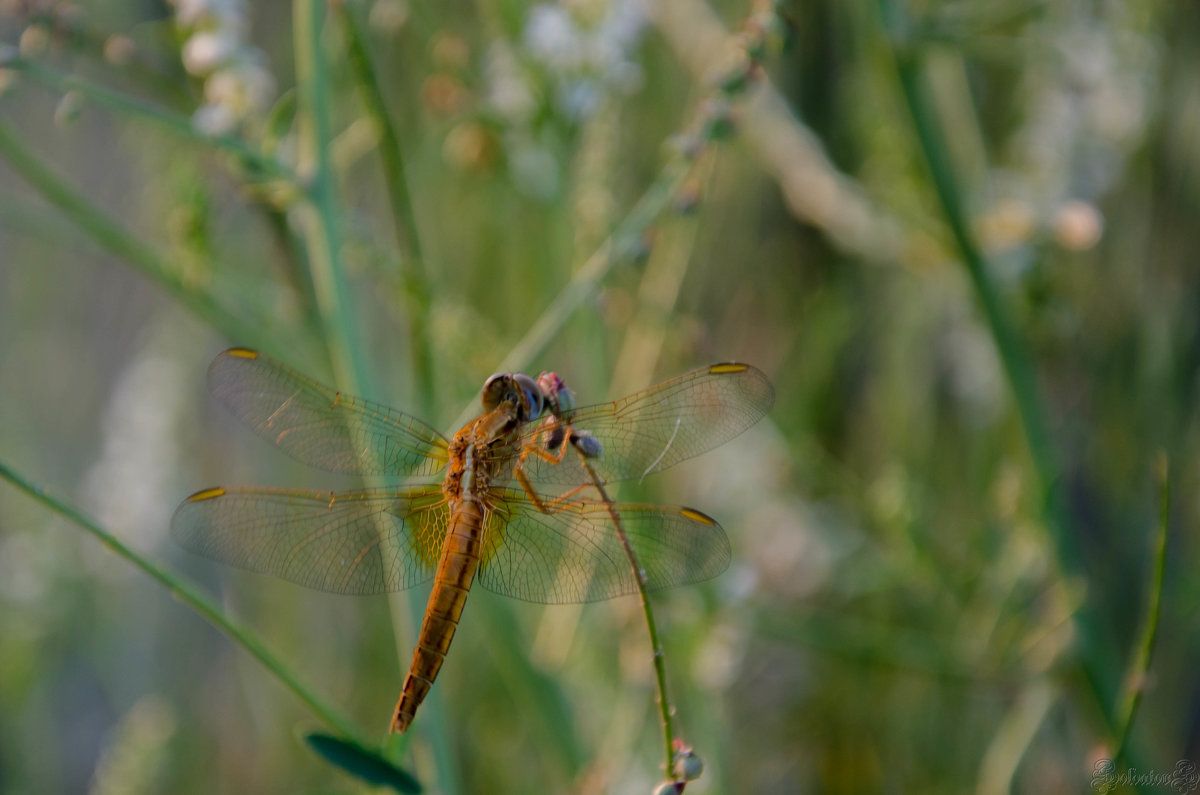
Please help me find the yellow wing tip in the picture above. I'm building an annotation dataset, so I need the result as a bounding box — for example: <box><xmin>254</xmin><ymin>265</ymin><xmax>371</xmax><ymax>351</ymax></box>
<box><xmin>709</xmin><ymin>362</ymin><xmax>749</xmax><ymax>375</ymax></box>
<box><xmin>187</xmin><ymin>487</ymin><xmax>227</xmax><ymax>502</ymax></box>
<box><xmin>679</xmin><ymin>507</ymin><xmax>717</xmax><ymax>525</ymax></box>
<box><xmin>225</xmin><ymin>348</ymin><xmax>259</xmax><ymax>359</ymax></box>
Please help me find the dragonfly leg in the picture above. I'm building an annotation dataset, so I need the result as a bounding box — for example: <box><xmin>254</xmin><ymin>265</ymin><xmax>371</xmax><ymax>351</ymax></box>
<box><xmin>511</xmin><ymin>416</ymin><xmax>573</xmax><ymax>511</ymax></box>
<box><xmin>512</xmin><ymin>417</ymin><xmax>608</xmax><ymax>513</ymax></box>
<box><xmin>512</xmin><ymin>449</ymin><xmax>597</xmax><ymax>515</ymax></box>
<box><xmin>517</xmin><ymin>419</ymin><xmax>573</xmax><ymax>468</ymax></box>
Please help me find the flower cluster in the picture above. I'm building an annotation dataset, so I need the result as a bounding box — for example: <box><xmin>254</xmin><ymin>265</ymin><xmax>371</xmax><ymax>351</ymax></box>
<box><xmin>170</xmin><ymin>0</ymin><xmax>276</xmax><ymax>135</ymax></box>
<box><xmin>472</xmin><ymin>0</ymin><xmax>647</xmax><ymax>196</ymax></box>
<box><xmin>520</xmin><ymin>0</ymin><xmax>646</xmax><ymax>120</ymax></box>
<box><xmin>981</xmin><ymin>11</ymin><xmax>1158</xmax><ymax>255</ymax></box>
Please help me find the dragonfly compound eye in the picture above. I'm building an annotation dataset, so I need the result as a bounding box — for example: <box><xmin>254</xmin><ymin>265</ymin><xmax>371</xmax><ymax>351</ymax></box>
<box><xmin>481</xmin><ymin>373</ymin><xmax>512</xmax><ymax>410</ymax></box>
<box><xmin>512</xmin><ymin>373</ymin><xmax>544</xmax><ymax>421</ymax></box>
<box><xmin>482</xmin><ymin>373</ymin><xmax>544</xmax><ymax>421</ymax></box>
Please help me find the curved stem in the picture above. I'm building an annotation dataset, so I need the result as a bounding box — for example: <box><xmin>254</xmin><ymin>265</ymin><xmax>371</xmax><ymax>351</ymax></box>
<box><xmin>1113</xmin><ymin>456</ymin><xmax>1170</xmax><ymax>764</ymax></box>
<box><xmin>577</xmin><ymin>455</ymin><xmax>679</xmax><ymax>780</ymax></box>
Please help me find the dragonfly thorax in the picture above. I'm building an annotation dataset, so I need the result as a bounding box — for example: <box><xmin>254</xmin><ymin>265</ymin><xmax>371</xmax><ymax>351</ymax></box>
<box><xmin>446</xmin><ymin>391</ymin><xmax>527</xmax><ymax>503</ymax></box>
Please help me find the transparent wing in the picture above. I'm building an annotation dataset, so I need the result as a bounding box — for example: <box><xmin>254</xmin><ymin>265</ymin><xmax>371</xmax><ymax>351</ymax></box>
<box><xmin>171</xmin><ymin>485</ymin><xmax>449</xmax><ymax>594</ymax></box>
<box><xmin>476</xmin><ymin>488</ymin><xmax>731</xmax><ymax>604</ymax></box>
<box><xmin>499</xmin><ymin>362</ymin><xmax>774</xmax><ymax>486</ymax></box>
<box><xmin>207</xmin><ymin>348</ymin><xmax>450</xmax><ymax>477</ymax></box>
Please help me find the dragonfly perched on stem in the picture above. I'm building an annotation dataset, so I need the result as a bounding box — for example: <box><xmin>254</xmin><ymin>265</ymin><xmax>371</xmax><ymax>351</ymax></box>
<box><xmin>172</xmin><ymin>349</ymin><xmax>774</xmax><ymax>733</ymax></box>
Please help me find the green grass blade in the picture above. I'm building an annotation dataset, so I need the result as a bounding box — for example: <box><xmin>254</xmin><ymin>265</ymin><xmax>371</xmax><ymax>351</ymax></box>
<box><xmin>874</xmin><ymin>0</ymin><xmax>1123</xmax><ymax>728</ymax></box>
<box><xmin>1113</xmin><ymin>455</ymin><xmax>1171</xmax><ymax>764</ymax></box>
<box><xmin>292</xmin><ymin>4</ymin><xmax>456</xmax><ymax>789</ymax></box>
<box><xmin>336</xmin><ymin>4</ymin><xmax>436</xmax><ymax>418</ymax></box>
<box><xmin>3</xmin><ymin>55</ymin><xmax>295</xmax><ymax>181</ymax></box>
<box><xmin>0</xmin><ymin>459</ymin><xmax>368</xmax><ymax>748</ymax></box>
<box><xmin>305</xmin><ymin>732</ymin><xmax>422</xmax><ymax>793</ymax></box>
<box><xmin>0</xmin><ymin>120</ymin><xmax>299</xmax><ymax>357</ymax></box>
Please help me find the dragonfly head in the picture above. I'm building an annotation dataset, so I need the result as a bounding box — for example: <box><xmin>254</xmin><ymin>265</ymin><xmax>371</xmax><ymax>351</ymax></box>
<box><xmin>482</xmin><ymin>372</ymin><xmax>545</xmax><ymax>423</ymax></box>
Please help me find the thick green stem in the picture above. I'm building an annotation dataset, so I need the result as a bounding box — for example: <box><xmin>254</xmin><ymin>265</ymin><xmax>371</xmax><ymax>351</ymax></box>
<box><xmin>293</xmin><ymin>6</ymin><xmax>456</xmax><ymax>789</ymax></box>
<box><xmin>0</xmin><ymin>460</ymin><xmax>366</xmax><ymax>745</ymax></box>
<box><xmin>294</xmin><ymin>0</ymin><xmax>370</xmax><ymax>395</ymax></box>
<box><xmin>876</xmin><ymin>0</ymin><xmax>1121</xmax><ymax>727</ymax></box>
<box><xmin>337</xmin><ymin>5</ymin><xmax>436</xmax><ymax>418</ymax></box>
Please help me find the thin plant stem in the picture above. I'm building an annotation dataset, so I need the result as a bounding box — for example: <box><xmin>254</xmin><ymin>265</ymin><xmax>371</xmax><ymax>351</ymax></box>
<box><xmin>576</xmin><ymin>454</ymin><xmax>679</xmax><ymax>780</ymax></box>
<box><xmin>0</xmin><ymin>120</ymin><xmax>300</xmax><ymax>358</ymax></box>
<box><xmin>611</xmin><ymin>152</ymin><xmax>715</xmax><ymax>396</ymax></box>
<box><xmin>0</xmin><ymin>459</ymin><xmax>368</xmax><ymax>747</ymax></box>
<box><xmin>2</xmin><ymin>56</ymin><xmax>295</xmax><ymax>181</ymax></box>
<box><xmin>336</xmin><ymin>4</ymin><xmax>436</xmax><ymax>418</ymax></box>
<box><xmin>1113</xmin><ymin>455</ymin><xmax>1171</xmax><ymax>765</ymax></box>
<box><xmin>19</xmin><ymin>9</ymin><xmax>192</xmax><ymax>103</ymax></box>
<box><xmin>448</xmin><ymin>155</ymin><xmax>691</xmax><ymax>432</ymax></box>
<box><xmin>494</xmin><ymin>154</ymin><xmax>691</xmax><ymax>374</ymax></box>
<box><xmin>652</xmin><ymin>0</ymin><xmax>906</xmax><ymax>266</ymax></box>
<box><xmin>294</xmin><ymin>0</ymin><xmax>370</xmax><ymax>395</ymax></box>
<box><xmin>875</xmin><ymin>0</ymin><xmax>1122</xmax><ymax>727</ymax></box>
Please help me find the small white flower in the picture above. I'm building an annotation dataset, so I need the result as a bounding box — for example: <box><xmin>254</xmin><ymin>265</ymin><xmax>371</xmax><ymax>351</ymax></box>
<box><xmin>192</xmin><ymin>102</ymin><xmax>238</xmax><ymax>135</ymax></box>
<box><xmin>181</xmin><ymin>31</ymin><xmax>238</xmax><ymax>75</ymax></box>
<box><xmin>558</xmin><ymin>78</ymin><xmax>601</xmax><ymax>118</ymax></box>
<box><xmin>171</xmin><ymin>0</ymin><xmax>245</xmax><ymax>31</ymax></box>
<box><xmin>205</xmin><ymin>59</ymin><xmax>275</xmax><ymax>115</ymax></box>
<box><xmin>369</xmin><ymin>0</ymin><xmax>410</xmax><ymax>34</ymax></box>
<box><xmin>1053</xmin><ymin>200</ymin><xmax>1104</xmax><ymax>251</ymax></box>
<box><xmin>519</xmin><ymin>0</ymin><xmax>647</xmax><ymax>119</ymax></box>
<box><xmin>484</xmin><ymin>43</ymin><xmax>538</xmax><ymax>123</ymax></box>
<box><xmin>525</xmin><ymin>4</ymin><xmax>579</xmax><ymax>68</ymax></box>
<box><xmin>172</xmin><ymin>0</ymin><xmax>275</xmax><ymax>132</ymax></box>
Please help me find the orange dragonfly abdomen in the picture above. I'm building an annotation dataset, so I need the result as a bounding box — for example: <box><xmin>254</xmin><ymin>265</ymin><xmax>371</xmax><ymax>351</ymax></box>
<box><xmin>392</xmin><ymin>497</ymin><xmax>485</xmax><ymax>733</ymax></box>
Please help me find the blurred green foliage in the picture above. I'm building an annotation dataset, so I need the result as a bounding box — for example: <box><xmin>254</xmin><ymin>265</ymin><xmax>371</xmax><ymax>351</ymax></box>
<box><xmin>1</xmin><ymin>0</ymin><xmax>1198</xmax><ymax>793</ymax></box>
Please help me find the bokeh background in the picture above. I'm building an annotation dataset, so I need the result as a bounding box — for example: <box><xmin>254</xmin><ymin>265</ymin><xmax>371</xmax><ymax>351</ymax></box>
<box><xmin>2</xmin><ymin>0</ymin><xmax>1198</xmax><ymax>792</ymax></box>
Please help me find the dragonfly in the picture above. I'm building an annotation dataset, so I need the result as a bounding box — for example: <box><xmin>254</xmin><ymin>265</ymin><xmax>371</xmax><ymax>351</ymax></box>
<box><xmin>172</xmin><ymin>348</ymin><xmax>774</xmax><ymax>733</ymax></box>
